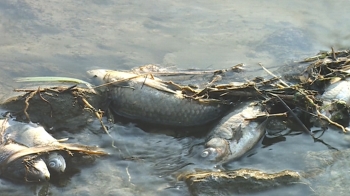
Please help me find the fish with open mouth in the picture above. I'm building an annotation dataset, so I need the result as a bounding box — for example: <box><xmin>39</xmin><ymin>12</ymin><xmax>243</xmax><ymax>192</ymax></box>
<box><xmin>201</xmin><ymin>101</ymin><xmax>267</xmax><ymax>164</ymax></box>
<box><xmin>87</xmin><ymin>69</ymin><xmax>231</xmax><ymax>126</ymax></box>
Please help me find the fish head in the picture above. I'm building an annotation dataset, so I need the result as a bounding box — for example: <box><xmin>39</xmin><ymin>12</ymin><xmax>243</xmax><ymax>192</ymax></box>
<box><xmin>6</xmin><ymin>156</ymin><xmax>51</xmax><ymax>182</ymax></box>
<box><xmin>201</xmin><ymin>138</ymin><xmax>230</xmax><ymax>162</ymax></box>
<box><xmin>87</xmin><ymin>69</ymin><xmax>143</xmax><ymax>85</ymax></box>
<box><xmin>31</xmin><ymin>157</ymin><xmax>51</xmax><ymax>182</ymax></box>
<box><xmin>47</xmin><ymin>152</ymin><xmax>66</xmax><ymax>173</ymax></box>
<box><xmin>86</xmin><ymin>69</ymin><xmax>111</xmax><ymax>85</ymax></box>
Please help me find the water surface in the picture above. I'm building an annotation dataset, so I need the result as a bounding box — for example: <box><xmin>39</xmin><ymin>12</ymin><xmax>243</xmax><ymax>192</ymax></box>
<box><xmin>0</xmin><ymin>1</ymin><xmax>350</xmax><ymax>195</ymax></box>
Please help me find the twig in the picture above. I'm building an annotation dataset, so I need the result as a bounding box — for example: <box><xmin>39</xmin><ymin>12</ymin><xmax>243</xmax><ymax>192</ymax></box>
<box><xmin>0</xmin><ymin>118</ymin><xmax>9</xmax><ymax>144</ymax></box>
<box><xmin>244</xmin><ymin>112</ymin><xmax>288</xmax><ymax>120</ymax></box>
<box><xmin>23</xmin><ymin>91</ymin><xmax>37</xmax><ymax>121</ymax></box>
<box><xmin>92</xmin><ymin>73</ymin><xmax>151</xmax><ymax>89</ymax></box>
<box><xmin>80</xmin><ymin>97</ymin><xmax>117</xmax><ymax>148</ymax></box>
<box><xmin>141</xmin><ymin>74</ymin><xmax>149</xmax><ymax>89</ymax></box>
<box><xmin>269</xmin><ymin>93</ymin><xmax>338</xmax><ymax>150</ymax></box>
<box><xmin>331</xmin><ymin>47</ymin><xmax>337</xmax><ymax>60</ymax></box>
<box><xmin>14</xmin><ymin>89</ymin><xmax>46</xmax><ymax>92</ymax></box>
<box><xmin>302</xmin><ymin>93</ymin><xmax>349</xmax><ymax>133</ymax></box>
<box><xmin>59</xmin><ymin>85</ymin><xmax>77</xmax><ymax>93</ymax></box>
<box><xmin>36</xmin><ymin>87</ymin><xmax>53</xmax><ymax>117</ymax></box>
<box><xmin>316</xmin><ymin>110</ymin><xmax>349</xmax><ymax>133</ymax></box>
<box><xmin>269</xmin><ymin>93</ymin><xmax>311</xmax><ymax>134</ymax></box>
<box><xmin>258</xmin><ymin>63</ymin><xmax>290</xmax><ymax>88</ymax></box>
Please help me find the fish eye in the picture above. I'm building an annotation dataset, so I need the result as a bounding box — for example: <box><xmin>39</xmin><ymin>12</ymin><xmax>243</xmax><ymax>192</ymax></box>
<box><xmin>49</xmin><ymin>160</ymin><xmax>59</xmax><ymax>168</ymax></box>
<box><xmin>201</xmin><ymin>150</ymin><xmax>210</xmax><ymax>157</ymax></box>
<box><xmin>201</xmin><ymin>147</ymin><xmax>220</xmax><ymax>161</ymax></box>
<box><xmin>47</xmin><ymin>153</ymin><xmax>66</xmax><ymax>172</ymax></box>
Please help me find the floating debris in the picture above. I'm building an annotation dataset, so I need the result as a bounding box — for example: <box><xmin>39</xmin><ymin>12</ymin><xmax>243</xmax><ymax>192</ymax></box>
<box><xmin>183</xmin><ymin>169</ymin><xmax>304</xmax><ymax>195</ymax></box>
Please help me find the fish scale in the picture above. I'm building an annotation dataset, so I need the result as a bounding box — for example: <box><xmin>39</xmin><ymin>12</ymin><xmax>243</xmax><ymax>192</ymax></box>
<box><xmin>110</xmin><ymin>84</ymin><xmax>228</xmax><ymax>126</ymax></box>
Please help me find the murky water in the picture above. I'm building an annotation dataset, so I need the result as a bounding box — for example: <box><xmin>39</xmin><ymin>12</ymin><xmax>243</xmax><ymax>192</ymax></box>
<box><xmin>0</xmin><ymin>0</ymin><xmax>350</xmax><ymax>195</ymax></box>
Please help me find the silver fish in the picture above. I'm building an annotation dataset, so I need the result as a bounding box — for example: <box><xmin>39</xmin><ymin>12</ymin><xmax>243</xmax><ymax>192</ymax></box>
<box><xmin>201</xmin><ymin>101</ymin><xmax>266</xmax><ymax>163</ymax></box>
<box><xmin>4</xmin><ymin>121</ymin><xmax>67</xmax><ymax>173</ymax></box>
<box><xmin>87</xmin><ymin>69</ymin><xmax>230</xmax><ymax>126</ymax></box>
<box><xmin>315</xmin><ymin>79</ymin><xmax>350</xmax><ymax>129</ymax></box>
<box><xmin>321</xmin><ymin>79</ymin><xmax>350</xmax><ymax>105</ymax></box>
<box><xmin>0</xmin><ymin>118</ymin><xmax>106</xmax><ymax>182</ymax></box>
<box><xmin>0</xmin><ymin>143</ymin><xmax>50</xmax><ymax>182</ymax></box>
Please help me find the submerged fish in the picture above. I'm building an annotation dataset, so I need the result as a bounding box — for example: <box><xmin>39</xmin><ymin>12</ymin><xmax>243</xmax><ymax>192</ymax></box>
<box><xmin>87</xmin><ymin>69</ymin><xmax>230</xmax><ymax>126</ymax></box>
<box><xmin>201</xmin><ymin>102</ymin><xmax>267</xmax><ymax>163</ymax></box>
<box><xmin>0</xmin><ymin>143</ymin><xmax>50</xmax><ymax>182</ymax></box>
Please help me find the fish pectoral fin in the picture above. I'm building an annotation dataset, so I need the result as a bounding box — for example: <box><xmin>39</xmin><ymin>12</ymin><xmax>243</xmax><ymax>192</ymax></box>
<box><xmin>231</xmin><ymin>124</ymin><xmax>243</xmax><ymax>142</ymax></box>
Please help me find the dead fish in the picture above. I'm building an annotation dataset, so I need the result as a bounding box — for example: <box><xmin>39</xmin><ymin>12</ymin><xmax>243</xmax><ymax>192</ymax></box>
<box><xmin>87</xmin><ymin>69</ymin><xmax>230</xmax><ymax>126</ymax></box>
<box><xmin>201</xmin><ymin>102</ymin><xmax>267</xmax><ymax>164</ymax></box>
<box><xmin>316</xmin><ymin>79</ymin><xmax>350</xmax><ymax>128</ymax></box>
<box><xmin>3</xmin><ymin>121</ymin><xmax>67</xmax><ymax>173</ymax></box>
<box><xmin>321</xmin><ymin>79</ymin><xmax>350</xmax><ymax>105</ymax></box>
<box><xmin>1</xmin><ymin>119</ymin><xmax>107</xmax><ymax>180</ymax></box>
<box><xmin>0</xmin><ymin>143</ymin><xmax>50</xmax><ymax>182</ymax></box>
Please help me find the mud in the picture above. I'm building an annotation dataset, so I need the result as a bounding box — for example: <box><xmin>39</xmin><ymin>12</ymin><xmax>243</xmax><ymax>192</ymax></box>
<box><xmin>1</xmin><ymin>86</ymin><xmax>104</xmax><ymax>132</ymax></box>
